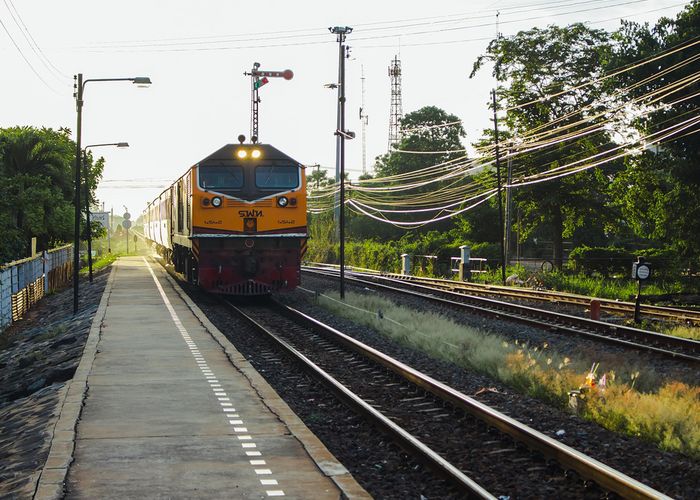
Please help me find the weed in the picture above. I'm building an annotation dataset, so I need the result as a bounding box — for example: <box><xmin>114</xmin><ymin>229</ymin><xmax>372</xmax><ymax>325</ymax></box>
<box><xmin>316</xmin><ymin>290</ymin><xmax>700</xmax><ymax>458</ymax></box>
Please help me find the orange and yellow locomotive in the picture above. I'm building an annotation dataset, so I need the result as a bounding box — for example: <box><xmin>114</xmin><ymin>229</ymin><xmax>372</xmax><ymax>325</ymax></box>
<box><xmin>143</xmin><ymin>141</ymin><xmax>307</xmax><ymax>294</ymax></box>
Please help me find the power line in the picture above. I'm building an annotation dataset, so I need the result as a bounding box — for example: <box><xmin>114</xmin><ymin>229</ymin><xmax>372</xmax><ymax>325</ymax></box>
<box><xmin>70</xmin><ymin>0</ymin><xmax>667</xmax><ymax>54</ymax></box>
<box><xmin>70</xmin><ymin>0</ymin><xmax>622</xmax><ymax>49</ymax></box>
<box><xmin>3</xmin><ymin>0</ymin><xmax>69</xmax><ymax>81</ymax></box>
<box><xmin>0</xmin><ymin>12</ymin><xmax>59</xmax><ymax>94</ymax></box>
<box><xmin>357</xmin><ymin>1</ymin><xmax>688</xmax><ymax>48</ymax></box>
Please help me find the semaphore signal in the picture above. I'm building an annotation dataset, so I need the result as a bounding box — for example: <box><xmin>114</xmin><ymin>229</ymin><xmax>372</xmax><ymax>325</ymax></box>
<box><xmin>243</xmin><ymin>63</ymin><xmax>294</xmax><ymax>141</ymax></box>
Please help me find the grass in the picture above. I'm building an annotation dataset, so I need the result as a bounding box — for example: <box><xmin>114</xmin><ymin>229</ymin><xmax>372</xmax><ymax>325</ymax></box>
<box><xmin>471</xmin><ymin>266</ymin><xmax>680</xmax><ymax>301</ymax></box>
<box><xmin>314</xmin><ymin>290</ymin><xmax>700</xmax><ymax>458</ymax></box>
<box><xmin>78</xmin><ymin>231</ymin><xmax>151</xmax><ymax>275</ymax></box>
<box><xmin>660</xmin><ymin>324</ymin><xmax>700</xmax><ymax>341</ymax></box>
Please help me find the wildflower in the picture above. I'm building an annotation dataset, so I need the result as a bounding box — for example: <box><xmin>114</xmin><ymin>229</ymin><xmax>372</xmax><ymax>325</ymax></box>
<box><xmin>547</xmin><ymin>358</ymin><xmax>553</xmax><ymax>365</ymax></box>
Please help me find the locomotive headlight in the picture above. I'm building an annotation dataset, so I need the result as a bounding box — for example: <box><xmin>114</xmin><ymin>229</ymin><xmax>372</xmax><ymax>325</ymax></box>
<box><xmin>277</xmin><ymin>196</ymin><xmax>289</xmax><ymax>207</ymax></box>
<box><xmin>211</xmin><ymin>196</ymin><xmax>223</xmax><ymax>207</ymax></box>
<box><xmin>251</xmin><ymin>149</ymin><xmax>261</xmax><ymax>159</ymax></box>
<box><xmin>236</xmin><ymin>149</ymin><xmax>248</xmax><ymax>159</ymax></box>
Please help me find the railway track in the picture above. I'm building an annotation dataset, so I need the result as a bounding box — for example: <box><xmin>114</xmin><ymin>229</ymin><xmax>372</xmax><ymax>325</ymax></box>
<box><xmin>304</xmin><ymin>263</ymin><xmax>700</xmax><ymax>325</ymax></box>
<box><xmin>303</xmin><ymin>267</ymin><xmax>700</xmax><ymax>364</ymax></box>
<box><xmin>224</xmin><ymin>298</ymin><xmax>669</xmax><ymax>499</ymax></box>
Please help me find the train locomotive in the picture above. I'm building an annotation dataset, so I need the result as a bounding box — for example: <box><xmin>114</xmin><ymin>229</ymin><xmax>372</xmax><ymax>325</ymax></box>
<box><xmin>143</xmin><ymin>140</ymin><xmax>307</xmax><ymax>295</ymax></box>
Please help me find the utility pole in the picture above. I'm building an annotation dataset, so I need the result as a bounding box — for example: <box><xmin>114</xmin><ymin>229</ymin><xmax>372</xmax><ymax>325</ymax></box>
<box><xmin>492</xmin><ymin>89</ymin><xmax>507</xmax><ymax>286</ymax></box>
<box><xmin>360</xmin><ymin>65</ymin><xmax>369</xmax><ymax>176</ymax></box>
<box><xmin>82</xmin><ymin>150</ymin><xmax>93</xmax><ymax>282</ymax></box>
<box><xmin>504</xmin><ymin>145</ymin><xmax>514</xmax><ymax>265</ymax></box>
<box><xmin>73</xmin><ymin>74</ymin><xmax>83</xmax><ymax>314</ymax></box>
<box><xmin>109</xmin><ymin>207</ymin><xmax>113</xmax><ymax>253</ymax></box>
<box><xmin>330</xmin><ymin>26</ymin><xmax>353</xmax><ymax>299</ymax></box>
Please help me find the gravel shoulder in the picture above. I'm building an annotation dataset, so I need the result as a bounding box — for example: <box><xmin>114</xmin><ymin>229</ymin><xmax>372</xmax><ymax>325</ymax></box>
<box><xmin>0</xmin><ymin>270</ymin><xmax>109</xmax><ymax>498</ymax></box>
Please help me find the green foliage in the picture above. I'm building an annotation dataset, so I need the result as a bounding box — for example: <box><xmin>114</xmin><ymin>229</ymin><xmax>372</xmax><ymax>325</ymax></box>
<box><xmin>345</xmin><ymin>240</ymin><xmax>401</xmax><ymax>273</ymax></box>
<box><xmin>374</xmin><ymin>106</ymin><xmax>465</xmax><ymax>179</ymax></box>
<box><xmin>606</xmin><ymin>2</ymin><xmax>700</xmax><ymax>266</ymax></box>
<box><xmin>471</xmin><ymin>24</ymin><xmax>617</xmax><ymax>269</ymax></box>
<box><xmin>309</xmin><ymin>8</ymin><xmax>700</xmax><ymax>281</ymax></box>
<box><xmin>538</xmin><ymin>269</ymin><xmax>678</xmax><ymax>300</ymax></box>
<box><xmin>0</xmin><ymin>127</ymin><xmax>75</xmax><ymax>263</ymax></box>
<box><xmin>469</xmin><ymin>242</ymin><xmax>501</xmax><ymax>263</ymax></box>
<box><xmin>568</xmin><ymin>246</ymin><xmax>633</xmax><ymax>277</ymax></box>
<box><xmin>636</xmin><ymin>247</ymin><xmax>683</xmax><ymax>280</ymax></box>
<box><xmin>0</xmin><ymin>126</ymin><xmax>107</xmax><ymax>264</ymax></box>
<box><xmin>567</xmin><ymin>245</ymin><xmax>682</xmax><ymax>280</ymax></box>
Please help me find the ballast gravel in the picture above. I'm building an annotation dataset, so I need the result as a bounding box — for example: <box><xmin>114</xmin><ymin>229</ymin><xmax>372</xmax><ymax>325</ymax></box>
<box><xmin>272</xmin><ymin>273</ymin><xmax>700</xmax><ymax>499</ymax></box>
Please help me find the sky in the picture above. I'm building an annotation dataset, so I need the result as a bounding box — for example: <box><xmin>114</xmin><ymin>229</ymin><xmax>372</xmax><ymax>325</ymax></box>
<box><xmin>0</xmin><ymin>0</ymin><xmax>691</xmax><ymax>217</ymax></box>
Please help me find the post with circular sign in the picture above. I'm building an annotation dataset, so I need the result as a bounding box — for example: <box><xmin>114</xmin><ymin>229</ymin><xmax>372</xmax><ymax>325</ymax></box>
<box><xmin>632</xmin><ymin>257</ymin><xmax>651</xmax><ymax>323</ymax></box>
<box><xmin>123</xmin><ymin>211</ymin><xmax>132</xmax><ymax>254</ymax></box>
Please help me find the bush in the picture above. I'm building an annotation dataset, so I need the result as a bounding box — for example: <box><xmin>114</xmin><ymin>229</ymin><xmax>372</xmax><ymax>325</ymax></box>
<box><xmin>568</xmin><ymin>246</ymin><xmax>633</xmax><ymax>277</ymax></box>
<box><xmin>470</xmin><ymin>242</ymin><xmax>501</xmax><ymax>265</ymax></box>
<box><xmin>346</xmin><ymin>240</ymin><xmax>401</xmax><ymax>272</ymax></box>
<box><xmin>636</xmin><ymin>247</ymin><xmax>682</xmax><ymax>280</ymax></box>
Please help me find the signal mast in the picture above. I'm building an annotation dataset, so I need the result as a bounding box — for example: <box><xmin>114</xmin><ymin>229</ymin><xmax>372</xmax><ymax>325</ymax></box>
<box><xmin>243</xmin><ymin>63</ymin><xmax>294</xmax><ymax>141</ymax></box>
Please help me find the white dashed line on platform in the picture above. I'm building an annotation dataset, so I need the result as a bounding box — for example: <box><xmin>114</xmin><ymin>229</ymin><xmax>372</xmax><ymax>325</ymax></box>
<box><xmin>142</xmin><ymin>257</ymin><xmax>284</xmax><ymax>498</ymax></box>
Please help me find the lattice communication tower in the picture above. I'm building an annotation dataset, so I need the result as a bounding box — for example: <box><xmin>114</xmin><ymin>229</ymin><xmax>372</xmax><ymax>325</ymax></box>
<box><xmin>388</xmin><ymin>55</ymin><xmax>403</xmax><ymax>151</ymax></box>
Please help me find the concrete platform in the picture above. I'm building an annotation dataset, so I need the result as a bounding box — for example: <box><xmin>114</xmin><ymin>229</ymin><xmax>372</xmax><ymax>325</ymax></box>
<box><xmin>55</xmin><ymin>257</ymin><xmax>366</xmax><ymax>499</ymax></box>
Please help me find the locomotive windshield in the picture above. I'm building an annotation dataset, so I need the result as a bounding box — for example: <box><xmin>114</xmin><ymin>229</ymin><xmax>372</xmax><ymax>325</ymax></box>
<box><xmin>255</xmin><ymin>165</ymin><xmax>299</xmax><ymax>189</ymax></box>
<box><xmin>199</xmin><ymin>164</ymin><xmax>244</xmax><ymax>189</ymax></box>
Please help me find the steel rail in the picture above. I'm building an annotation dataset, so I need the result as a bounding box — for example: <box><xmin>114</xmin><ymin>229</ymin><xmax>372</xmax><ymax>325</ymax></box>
<box><xmin>225</xmin><ymin>300</ymin><xmax>495</xmax><ymax>499</ymax></box>
<box><xmin>303</xmin><ymin>263</ymin><xmax>700</xmax><ymax>324</ymax></box>
<box><xmin>387</xmin><ymin>272</ymin><xmax>700</xmax><ymax>324</ymax></box>
<box><xmin>302</xmin><ymin>267</ymin><xmax>700</xmax><ymax>363</ymax></box>
<box><xmin>271</xmin><ymin>300</ymin><xmax>671</xmax><ymax>500</ymax></box>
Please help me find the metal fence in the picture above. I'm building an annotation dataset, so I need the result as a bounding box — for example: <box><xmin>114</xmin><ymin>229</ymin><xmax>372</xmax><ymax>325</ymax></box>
<box><xmin>0</xmin><ymin>244</ymin><xmax>73</xmax><ymax>331</ymax></box>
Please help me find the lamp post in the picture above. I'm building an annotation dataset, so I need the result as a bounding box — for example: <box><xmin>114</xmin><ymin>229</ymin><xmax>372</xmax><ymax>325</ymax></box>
<box><xmin>83</xmin><ymin>142</ymin><xmax>129</xmax><ymax>282</ymax></box>
<box><xmin>73</xmin><ymin>74</ymin><xmax>151</xmax><ymax>314</ymax></box>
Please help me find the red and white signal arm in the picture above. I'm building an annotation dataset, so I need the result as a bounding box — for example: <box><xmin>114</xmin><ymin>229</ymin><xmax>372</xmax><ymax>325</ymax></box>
<box><xmin>253</xmin><ymin>69</ymin><xmax>294</xmax><ymax>80</ymax></box>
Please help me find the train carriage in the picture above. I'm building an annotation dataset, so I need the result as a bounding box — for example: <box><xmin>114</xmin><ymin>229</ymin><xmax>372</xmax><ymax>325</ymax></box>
<box><xmin>144</xmin><ymin>141</ymin><xmax>307</xmax><ymax>295</ymax></box>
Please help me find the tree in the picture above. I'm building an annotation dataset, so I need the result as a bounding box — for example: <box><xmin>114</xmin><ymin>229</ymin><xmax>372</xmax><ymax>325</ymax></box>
<box><xmin>306</xmin><ymin>167</ymin><xmax>332</xmax><ymax>192</ymax></box>
<box><xmin>607</xmin><ymin>1</ymin><xmax>700</xmax><ymax>266</ymax></box>
<box><xmin>0</xmin><ymin>126</ymin><xmax>103</xmax><ymax>263</ymax></box>
<box><xmin>471</xmin><ymin>24</ymin><xmax>617</xmax><ymax>268</ymax></box>
<box><xmin>374</xmin><ymin>106</ymin><xmax>465</xmax><ymax>180</ymax></box>
<box><xmin>350</xmin><ymin>106</ymin><xmax>467</xmax><ymax>241</ymax></box>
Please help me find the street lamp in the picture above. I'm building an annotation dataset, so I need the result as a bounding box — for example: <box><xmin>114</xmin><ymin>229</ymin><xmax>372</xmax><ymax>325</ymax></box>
<box><xmin>83</xmin><ymin>142</ymin><xmax>129</xmax><ymax>282</ymax></box>
<box><xmin>73</xmin><ymin>73</ymin><xmax>151</xmax><ymax>314</ymax></box>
